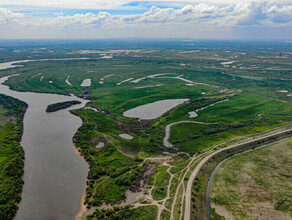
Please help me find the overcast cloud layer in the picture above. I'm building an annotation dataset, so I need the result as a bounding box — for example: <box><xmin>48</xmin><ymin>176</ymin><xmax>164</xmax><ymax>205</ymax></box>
<box><xmin>0</xmin><ymin>0</ymin><xmax>292</xmax><ymax>39</ymax></box>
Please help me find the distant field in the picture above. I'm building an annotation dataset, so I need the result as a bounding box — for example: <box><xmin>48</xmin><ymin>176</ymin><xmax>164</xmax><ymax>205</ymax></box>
<box><xmin>3</xmin><ymin>51</ymin><xmax>292</xmax><ymax>155</ymax></box>
<box><xmin>211</xmin><ymin>139</ymin><xmax>292</xmax><ymax>219</ymax></box>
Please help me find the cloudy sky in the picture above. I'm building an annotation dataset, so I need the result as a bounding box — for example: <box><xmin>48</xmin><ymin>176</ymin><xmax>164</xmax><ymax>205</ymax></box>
<box><xmin>0</xmin><ymin>0</ymin><xmax>292</xmax><ymax>39</ymax></box>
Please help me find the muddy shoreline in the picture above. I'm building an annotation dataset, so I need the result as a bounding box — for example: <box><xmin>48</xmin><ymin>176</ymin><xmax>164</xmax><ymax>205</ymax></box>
<box><xmin>73</xmin><ymin>143</ymin><xmax>89</xmax><ymax>220</ymax></box>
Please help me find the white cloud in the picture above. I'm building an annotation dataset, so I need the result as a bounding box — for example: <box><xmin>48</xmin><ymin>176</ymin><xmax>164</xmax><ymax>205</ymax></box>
<box><xmin>0</xmin><ymin>7</ymin><xmax>25</xmax><ymax>25</ymax></box>
<box><xmin>52</xmin><ymin>12</ymin><xmax>111</xmax><ymax>27</ymax></box>
<box><xmin>0</xmin><ymin>0</ymin><xmax>292</xmax><ymax>10</ymax></box>
<box><xmin>265</xmin><ymin>5</ymin><xmax>292</xmax><ymax>23</ymax></box>
<box><xmin>0</xmin><ymin>0</ymin><xmax>127</xmax><ymax>10</ymax></box>
<box><xmin>118</xmin><ymin>2</ymin><xmax>292</xmax><ymax>27</ymax></box>
<box><xmin>0</xmin><ymin>1</ymin><xmax>292</xmax><ymax>39</ymax></box>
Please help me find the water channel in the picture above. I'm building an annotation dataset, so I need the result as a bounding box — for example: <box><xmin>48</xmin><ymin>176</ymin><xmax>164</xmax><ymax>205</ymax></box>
<box><xmin>0</xmin><ymin>63</ymin><xmax>89</xmax><ymax>220</ymax></box>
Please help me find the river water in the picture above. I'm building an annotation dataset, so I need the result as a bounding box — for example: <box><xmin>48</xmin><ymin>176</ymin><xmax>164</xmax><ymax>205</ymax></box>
<box><xmin>0</xmin><ymin>73</ymin><xmax>89</xmax><ymax>220</ymax></box>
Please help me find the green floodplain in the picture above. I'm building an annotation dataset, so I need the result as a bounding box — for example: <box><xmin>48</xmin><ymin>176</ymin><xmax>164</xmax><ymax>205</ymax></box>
<box><xmin>0</xmin><ymin>40</ymin><xmax>291</xmax><ymax>219</ymax></box>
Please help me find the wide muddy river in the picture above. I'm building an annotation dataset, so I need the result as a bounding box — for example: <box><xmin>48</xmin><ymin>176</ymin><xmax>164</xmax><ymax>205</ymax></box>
<box><xmin>0</xmin><ymin>73</ymin><xmax>89</xmax><ymax>219</ymax></box>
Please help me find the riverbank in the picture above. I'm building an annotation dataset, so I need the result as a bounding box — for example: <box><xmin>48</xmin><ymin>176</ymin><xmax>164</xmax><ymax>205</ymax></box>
<box><xmin>17</xmin><ymin>101</ymin><xmax>28</xmax><ymax>213</ymax></box>
<box><xmin>75</xmin><ymin>191</ymin><xmax>88</xmax><ymax>220</ymax></box>
<box><xmin>73</xmin><ymin>143</ymin><xmax>90</xmax><ymax>220</ymax></box>
<box><xmin>0</xmin><ymin>73</ymin><xmax>90</xmax><ymax>220</ymax></box>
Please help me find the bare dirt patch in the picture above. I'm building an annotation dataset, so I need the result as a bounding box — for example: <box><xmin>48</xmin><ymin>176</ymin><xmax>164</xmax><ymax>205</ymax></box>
<box><xmin>211</xmin><ymin>203</ymin><xmax>235</xmax><ymax>220</ymax></box>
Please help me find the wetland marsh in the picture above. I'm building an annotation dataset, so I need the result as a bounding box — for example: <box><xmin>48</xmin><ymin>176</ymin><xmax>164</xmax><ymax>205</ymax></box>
<box><xmin>0</xmin><ymin>40</ymin><xmax>291</xmax><ymax>220</ymax></box>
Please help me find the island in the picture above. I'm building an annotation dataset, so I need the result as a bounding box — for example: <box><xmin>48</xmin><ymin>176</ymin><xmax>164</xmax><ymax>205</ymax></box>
<box><xmin>46</xmin><ymin>100</ymin><xmax>81</xmax><ymax>113</ymax></box>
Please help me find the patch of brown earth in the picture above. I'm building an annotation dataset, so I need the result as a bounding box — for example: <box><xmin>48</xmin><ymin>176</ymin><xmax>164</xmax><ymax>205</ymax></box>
<box><xmin>248</xmin><ymin>201</ymin><xmax>291</xmax><ymax>220</ymax></box>
<box><xmin>236</xmin><ymin>160</ymin><xmax>291</xmax><ymax>220</ymax></box>
<box><xmin>212</xmin><ymin>203</ymin><xmax>235</xmax><ymax>220</ymax></box>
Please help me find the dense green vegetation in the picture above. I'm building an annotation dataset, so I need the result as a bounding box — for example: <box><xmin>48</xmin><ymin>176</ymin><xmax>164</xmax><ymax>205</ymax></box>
<box><xmin>46</xmin><ymin>100</ymin><xmax>81</xmax><ymax>112</ymax></box>
<box><xmin>171</xmin><ymin>93</ymin><xmax>292</xmax><ymax>153</ymax></box>
<box><xmin>148</xmin><ymin>165</ymin><xmax>170</xmax><ymax>201</ymax></box>
<box><xmin>211</xmin><ymin>139</ymin><xmax>292</xmax><ymax>219</ymax></box>
<box><xmin>73</xmin><ymin>109</ymin><xmax>147</xmax><ymax>206</ymax></box>
<box><xmin>0</xmin><ymin>94</ymin><xmax>26</xmax><ymax>219</ymax></box>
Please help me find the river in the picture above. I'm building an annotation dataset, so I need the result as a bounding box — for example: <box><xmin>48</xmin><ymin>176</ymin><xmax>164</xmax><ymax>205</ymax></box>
<box><xmin>0</xmin><ymin>72</ymin><xmax>89</xmax><ymax>219</ymax></box>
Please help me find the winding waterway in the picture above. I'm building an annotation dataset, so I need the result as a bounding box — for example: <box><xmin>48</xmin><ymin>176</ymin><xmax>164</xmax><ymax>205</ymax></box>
<box><xmin>0</xmin><ymin>72</ymin><xmax>89</xmax><ymax>219</ymax></box>
<box><xmin>0</xmin><ymin>58</ymin><xmax>90</xmax><ymax>70</ymax></box>
<box><xmin>163</xmin><ymin>121</ymin><xmax>212</xmax><ymax>148</ymax></box>
<box><xmin>163</xmin><ymin>99</ymin><xmax>229</xmax><ymax>148</ymax></box>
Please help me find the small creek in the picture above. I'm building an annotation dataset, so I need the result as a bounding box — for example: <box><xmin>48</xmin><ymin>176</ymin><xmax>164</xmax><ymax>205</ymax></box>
<box><xmin>163</xmin><ymin>99</ymin><xmax>229</xmax><ymax>148</ymax></box>
<box><xmin>188</xmin><ymin>99</ymin><xmax>229</xmax><ymax>118</ymax></box>
<box><xmin>163</xmin><ymin>121</ymin><xmax>211</xmax><ymax>148</ymax></box>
